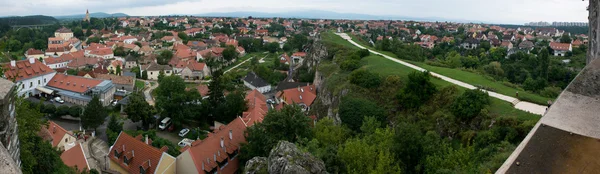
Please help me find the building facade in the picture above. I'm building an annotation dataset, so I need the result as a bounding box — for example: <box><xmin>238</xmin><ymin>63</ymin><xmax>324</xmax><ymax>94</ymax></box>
<box><xmin>3</xmin><ymin>59</ymin><xmax>57</xmax><ymax>98</ymax></box>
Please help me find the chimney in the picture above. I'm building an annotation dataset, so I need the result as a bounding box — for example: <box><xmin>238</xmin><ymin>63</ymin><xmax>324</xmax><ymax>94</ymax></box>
<box><xmin>145</xmin><ymin>135</ymin><xmax>149</xmax><ymax>144</ymax></box>
<box><xmin>10</xmin><ymin>60</ymin><xmax>15</xmax><ymax>67</ymax></box>
<box><xmin>29</xmin><ymin>58</ymin><xmax>35</xmax><ymax>64</ymax></box>
<box><xmin>220</xmin><ymin>137</ymin><xmax>224</xmax><ymax>148</ymax></box>
<box><xmin>123</xmin><ymin>145</ymin><xmax>125</xmax><ymax>151</ymax></box>
<box><xmin>301</xmin><ymin>88</ymin><xmax>304</xmax><ymax>93</ymax></box>
<box><xmin>53</xmin><ymin>125</ymin><xmax>56</xmax><ymax>133</ymax></box>
<box><xmin>213</xmin><ymin>154</ymin><xmax>216</xmax><ymax>162</ymax></box>
<box><xmin>132</xmin><ymin>150</ymin><xmax>135</xmax><ymax>157</ymax></box>
<box><xmin>229</xmin><ymin>130</ymin><xmax>232</xmax><ymax>140</ymax></box>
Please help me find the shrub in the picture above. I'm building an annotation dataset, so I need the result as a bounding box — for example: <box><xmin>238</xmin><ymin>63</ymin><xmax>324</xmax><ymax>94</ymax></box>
<box><xmin>349</xmin><ymin>69</ymin><xmax>381</xmax><ymax>89</ymax></box>
<box><xmin>451</xmin><ymin>89</ymin><xmax>491</xmax><ymax>122</ymax></box>
<box><xmin>340</xmin><ymin>59</ymin><xmax>361</xmax><ymax>71</ymax></box>
<box><xmin>540</xmin><ymin>86</ymin><xmax>562</xmax><ymax>98</ymax></box>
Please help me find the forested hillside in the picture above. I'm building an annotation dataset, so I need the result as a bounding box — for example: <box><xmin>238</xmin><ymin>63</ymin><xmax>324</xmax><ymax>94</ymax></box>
<box><xmin>0</xmin><ymin>15</ymin><xmax>58</xmax><ymax>25</ymax></box>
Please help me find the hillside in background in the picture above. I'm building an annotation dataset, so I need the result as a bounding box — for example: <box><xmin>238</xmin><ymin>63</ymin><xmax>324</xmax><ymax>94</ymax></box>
<box><xmin>54</xmin><ymin>12</ymin><xmax>129</xmax><ymax>19</ymax></box>
<box><xmin>0</xmin><ymin>15</ymin><xmax>57</xmax><ymax>25</ymax></box>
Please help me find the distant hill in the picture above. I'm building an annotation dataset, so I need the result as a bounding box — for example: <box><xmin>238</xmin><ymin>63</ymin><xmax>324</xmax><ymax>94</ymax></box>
<box><xmin>54</xmin><ymin>12</ymin><xmax>129</xmax><ymax>19</ymax></box>
<box><xmin>0</xmin><ymin>15</ymin><xmax>58</xmax><ymax>26</ymax></box>
<box><xmin>194</xmin><ymin>10</ymin><xmax>487</xmax><ymax>24</ymax></box>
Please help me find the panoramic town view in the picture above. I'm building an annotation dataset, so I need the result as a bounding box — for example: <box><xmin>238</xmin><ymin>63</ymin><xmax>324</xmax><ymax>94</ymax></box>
<box><xmin>0</xmin><ymin>0</ymin><xmax>596</xmax><ymax>173</ymax></box>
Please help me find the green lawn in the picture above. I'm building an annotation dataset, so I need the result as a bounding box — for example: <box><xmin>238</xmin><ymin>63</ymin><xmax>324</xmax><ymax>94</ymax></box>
<box><xmin>323</xmin><ymin>32</ymin><xmax>540</xmax><ymax>121</ymax></box>
<box><xmin>135</xmin><ymin>80</ymin><xmax>145</xmax><ymax>90</ymax></box>
<box><xmin>346</xmin><ymin>33</ymin><xmax>551</xmax><ymax>105</ymax></box>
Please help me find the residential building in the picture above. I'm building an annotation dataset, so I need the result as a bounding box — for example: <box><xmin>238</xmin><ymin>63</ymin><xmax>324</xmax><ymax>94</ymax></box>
<box><xmin>291</xmin><ymin>52</ymin><xmax>307</xmax><ymax>64</ymax></box>
<box><xmin>24</xmin><ymin>48</ymin><xmax>45</xmax><ymax>59</ymax></box>
<box><xmin>45</xmin><ymin>74</ymin><xmax>116</xmax><ymax>106</ymax></box>
<box><xmin>518</xmin><ymin>41</ymin><xmax>535</xmax><ymax>52</ymax></box>
<box><xmin>279</xmin><ymin>54</ymin><xmax>291</xmax><ymax>65</ymax></box>
<box><xmin>60</xmin><ymin>143</ymin><xmax>90</xmax><ymax>172</ymax></box>
<box><xmin>107</xmin><ymin>60</ymin><xmax>123</xmax><ymax>74</ymax></box>
<box><xmin>176</xmin><ymin>90</ymin><xmax>267</xmax><ymax>174</ymax></box>
<box><xmin>45</xmin><ymin>51</ymin><xmax>84</xmax><ymax>69</ymax></box>
<box><xmin>550</xmin><ymin>42</ymin><xmax>572</xmax><ymax>56</ymax></box>
<box><xmin>124</xmin><ymin>55</ymin><xmax>138</xmax><ymax>69</ymax></box>
<box><xmin>88</xmin><ymin>47</ymin><xmax>114</xmax><ymax>59</ymax></box>
<box><xmin>109</xmin><ymin>132</ymin><xmax>176</xmax><ymax>174</ymax></box>
<box><xmin>39</xmin><ymin>121</ymin><xmax>77</xmax><ymax>151</ymax></box>
<box><xmin>461</xmin><ymin>38</ymin><xmax>480</xmax><ymax>50</ymax></box>
<box><xmin>178</xmin><ymin>61</ymin><xmax>209</xmax><ymax>80</ymax></box>
<box><xmin>0</xmin><ymin>79</ymin><xmax>20</xmax><ymax>166</ymax></box>
<box><xmin>3</xmin><ymin>58</ymin><xmax>57</xmax><ymax>97</ymax></box>
<box><xmin>55</xmin><ymin>27</ymin><xmax>74</xmax><ymax>41</ymax></box>
<box><xmin>96</xmin><ymin>74</ymin><xmax>135</xmax><ymax>92</ymax></box>
<box><xmin>276</xmin><ymin>84</ymin><xmax>317</xmax><ymax>112</ymax></box>
<box><xmin>500</xmin><ymin>41</ymin><xmax>514</xmax><ymax>50</ymax></box>
<box><xmin>243</xmin><ymin>72</ymin><xmax>271</xmax><ymax>94</ymax></box>
<box><xmin>145</xmin><ymin>63</ymin><xmax>173</xmax><ymax>80</ymax></box>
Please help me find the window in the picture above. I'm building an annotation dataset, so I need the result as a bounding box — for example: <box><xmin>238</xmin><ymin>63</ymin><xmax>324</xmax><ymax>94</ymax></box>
<box><xmin>139</xmin><ymin>166</ymin><xmax>146</xmax><ymax>174</ymax></box>
<box><xmin>150</xmin><ymin>72</ymin><xmax>153</xmax><ymax>75</ymax></box>
<box><xmin>38</xmin><ymin>80</ymin><xmax>40</xmax><ymax>85</ymax></box>
<box><xmin>124</xmin><ymin>157</ymin><xmax>129</xmax><ymax>165</ymax></box>
<box><xmin>114</xmin><ymin>150</ymin><xmax>121</xmax><ymax>158</ymax></box>
<box><xmin>65</xmin><ymin>138</ymin><xmax>68</xmax><ymax>142</ymax></box>
<box><xmin>21</xmin><ymin>84</ymin><xmax>24</xmax><ymax>89</ymax></box>
<box><xmin>30</xmin><ymin>82</ymin><xmax>33</xmax><ymax>88</ymax></box>
<box><xmin>44</xmin><ymin>78</ymin><xmax>46</xmax><ymax>83</ymax></box>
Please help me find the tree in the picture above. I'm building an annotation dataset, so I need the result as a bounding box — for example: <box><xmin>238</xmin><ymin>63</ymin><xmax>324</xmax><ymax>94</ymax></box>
<box><xmin>240</xmin><ymin>105</ymin><xmax>312</xmax><ymax>163</ymax></box>
<box><xmin>114</xmin><ymin>46</ymin><xmax>126</xmax><ymax>57</ymax></box>
<box><xmin>134</xmin><ymin>41</ymin><xmax>142</xmax><ymax>47</ymax></box>
<box><xmin>124</xmin><ymin>92</ymin><xmax>153</xmax><ymax>130</ymax></box>
<box><xmin>392</xmin><ymin>122</ymin><xmax>425</xmax><ymax>173</ymax></box>
<box><xmin>266</xmin><ymin>42</ymin><xmax>280</xmax><ymax>53</ymax></box>
<box><xmin>539</xmin><ymin>48</ymin><xmax>550</xmax><ymax>80</ymax></box>
<box><xmin>142</xmin><ymin>70</ymin><xmax>148</xmax><ymax>80</ymax></box>
<box><xmin>82</xmin><ymin>95</ymin><xmax>107</xmax><ymax>131</ymax></box>
<box><xmin>313</xmin><ymin>118</ymin><xmax>350</xmax><ymax>146</ymax></box>
<box><xmin>68</xmin><ymin>106</ymin><xmax>82</xmax><ymax>117</ymax></box>
<box><xmin>85</xmin><ymin>28</ymin><xmax>93</xmax><ymax>37</ymax></box>
<box><xmin>73</xmin><ymin>27</ymin><xmax>84</xmax><ymax>39</ymax></box>
<box><xmin>222</xmin><ymin>45</ymin><xmax>238</xmax><ymax>62</ymax></box>
<box><xmin>157</xmin><ymin>50</ymin><xmax>173</xmax><ymax>65</ymax></box>
<box><xmin>106</xmin><ymin>114</ymin><xmax>123</xmax><ymax>144</ymax></box>
<box><xmin>155</xmin><ymin>75</ymin><xmax>201</xmax><ymax>128</ymax></box>
<box><xmin>219</xmin><ymin>90</ymin><xmax>248</xmax><ymax>123</ymax></box>
<box><xmin>86</xmin><ymin>37</ymin><xmax>101</xmax><ymax>44</ymax></box>
<box><xmin>349</xmin><ymin>69</ymin><xmax>381</xmax><ymax>88</ymax></box>
<box><xmin>451</xmin><ymin>89</ymin><xmax>490</xmax><ymax>122</ymax></box>
<box><xmin>339</xmin><ymin>96</ymin><xmax>386</xmax><ymax>132</ymax></box>
<box><xmin>397</xmin><ymin>71</ymin><xmax>437</xmax><ymax>109</ymax></box>
<box><xmin>560</xmin><ymin>34</ymin><xmax>572</xmax><ymax>43</ymax></box>
<box><xmin>116</xmin><ymin>65</ymin><xmax>122</xmax><ymax>76</ymax></box>
<box><xmin>338</xmin><ymin>127</ymin><xmax>400</xmax><ymax>174</ymax></box>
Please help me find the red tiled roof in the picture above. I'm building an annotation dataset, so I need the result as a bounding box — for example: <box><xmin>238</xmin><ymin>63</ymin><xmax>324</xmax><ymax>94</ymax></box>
<box><xmin>47</xmin><ymin>74</ymin><xmax>103</xmax><ymax>93</ymax></box>
<box><xmin>183</xmin><ymin>89</ymin><xmax>267</xmax><ymax>173</ymax></box>
<box><xmin>60</xmin><ymin>143</ymin><xmax>89</xmax><ymax>172</ymax></box>
<box><xmin>3</xmin><ymin>59</ymin><xmax>54</xmax><ymax>81</ymax></box>
<box><xmin>292</xmin><ymin>52</ymin><xmax>306</xmax><ymax>57</ymax></box>
<box><xmin>41</xmin><ymin>121</ymin><xmax>74</xmax><ymax>147</ymax></box>
<box><xmin>195</xmin><ymin>85</ymin><xmax>209</xmax><ymax>96</ymax></box>
<box><xmin>550</xmin><ymin>42</ymin><xmax>571</xmax><ymax>51</ymax></box>
<box><xmin>96</xmin><ymin>74</ymin><xmax>134</xmax><ymax>85</ymax></box>
<box><xmin>89</xmin><ymin>47</ymin><xmax>113</xmax><ymax>56</ymax></box>
<box><xmin>68</xmin><ymin>57</ymin><xmax>102</xmax><ymax>68</ymax></box>
<box><xmin>279</xmin><ymin>84</ymin><xmax>317</xmax><ymax>107</ymax></box>
<box><xmin>109</xmin><ymin>132</ymin><xmax>168</xmax><ymax>174</ymax></box>
<box><xmin>25</xmin><ymin>48</ymin><xmax>44</xmax><ymax>55</ymax></box>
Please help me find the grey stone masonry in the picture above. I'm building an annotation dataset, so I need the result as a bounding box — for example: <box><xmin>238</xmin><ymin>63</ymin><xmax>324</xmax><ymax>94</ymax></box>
<box><xmin>0</xmin><ymin>78</ymin><xmax>21</xmax><ymax>172</ymax></box>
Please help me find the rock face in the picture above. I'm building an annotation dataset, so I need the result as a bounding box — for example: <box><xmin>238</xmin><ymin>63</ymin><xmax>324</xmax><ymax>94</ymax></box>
<box><xmin>588</xmin><ymin>0</ymin><xmax>599</xmax><ymax>64</ymax></box>
<box><xmin>244</xmin><ymin>141</ymin><xmax>327</xmax><ymax>174</ymax></box>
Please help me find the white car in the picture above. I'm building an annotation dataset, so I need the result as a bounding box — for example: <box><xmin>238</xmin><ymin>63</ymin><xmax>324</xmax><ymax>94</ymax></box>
<box><xmin>178</xmin><ymin>138</ymin><xmax>194</xmax><ymax>147</ymax></box>
<box><xmin>53</xmin><ymin>97</ymin><xmax>64</xmax><ymax>104</ymax></box>
<box><xmin>179</xmin><ymin>128</ymin><xmax>190</xmax><ymax>137</ymax></box>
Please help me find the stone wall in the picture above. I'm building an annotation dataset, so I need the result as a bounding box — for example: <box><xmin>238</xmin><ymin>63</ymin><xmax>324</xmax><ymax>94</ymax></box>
<box><xmin>588</xmin><ymin>0</ymin><xmax>600</xmax><ymax>64</ymax></box>
<box><xmin>0</xmin><ymin>79</ymin><xmax>21</xmax><ymax>173</ymax></box>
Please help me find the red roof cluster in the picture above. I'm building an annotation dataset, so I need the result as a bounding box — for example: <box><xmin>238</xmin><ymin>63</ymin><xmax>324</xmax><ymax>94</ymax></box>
<box><xmin>47</xmin><ymin>74</ymin><xmax>103</xmax><ymax>93</ymax></box>
<box><xmin>3</xmin><ymin>59</ymin><xmax>54</xmax><ymax>81</ymax></box>
<box><xmin>181</xmin><ymin>89</ymin><xmax>267</xmax><ymax>173</ymax></box>
<box><xmin>110</xmin><ymin>132</ymin><xmax>169</xmax><ymax>174</ymax></box>
<box><xmin>277</xmin><ymin>84</ymin><xmax>317</xmax><ymax>108</ymax></box>
<box><xmin>60</xmin><ymin>143</ymin><xmax>89</xmax><ymax>172</ymax></box>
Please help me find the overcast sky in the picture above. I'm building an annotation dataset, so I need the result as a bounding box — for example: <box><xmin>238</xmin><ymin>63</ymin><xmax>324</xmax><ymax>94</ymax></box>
<box><xmin>0</xmin><ymin>0</ymin><xmax>589</xmax><ymax>24</ymax></box>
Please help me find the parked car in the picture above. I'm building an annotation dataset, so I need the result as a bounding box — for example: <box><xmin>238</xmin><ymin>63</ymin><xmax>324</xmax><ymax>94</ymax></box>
<box><xmin>111</xmin><ymin>99</ymin><xmax>118</xmax><ymax>106</ymax></box>
<box><xmin>266</xmin><ymin>99</ymin><xmax>274</xmax><ymax>104</ymax></box>
<box><xmin>53</xmin><ymin>97</ymin><xmax>64</xmax><ymax>104</ymax></box>
<box><xmin>178</xmin><ymin>138</ymin><xmax>194</xmax><ymax>147</ymax></box>
<box><xmin>179</xmin><ymin>128</ymin><xmax>190</xmax><ymax>137</ymax></box>
<box><xmin>159</xmin><ymin>117</ymin><xmax>172</xmax><ymax>130</ymax></box>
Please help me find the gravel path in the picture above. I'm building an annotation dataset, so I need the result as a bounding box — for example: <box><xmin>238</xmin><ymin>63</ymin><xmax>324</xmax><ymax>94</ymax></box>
<box><xmin>336</xmin><ymin>33</ymin><xmax>547</xmax><ymax>115</ymax></box>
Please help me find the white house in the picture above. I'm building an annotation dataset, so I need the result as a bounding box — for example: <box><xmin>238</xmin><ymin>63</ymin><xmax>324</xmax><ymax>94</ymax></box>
<box><xmin>243</xmin><ymin>72</ymin><xmax>271</xmax><ymax>94</ymax></box>
<box><xmin>4</xmin><ymin>58</ymin><xmax>57</xmax><ymax>97</ymax></box>
<box><xmin>550</xmin><ymin>42</ymin><xmax>572</xmax><ymax>57</ymax></box>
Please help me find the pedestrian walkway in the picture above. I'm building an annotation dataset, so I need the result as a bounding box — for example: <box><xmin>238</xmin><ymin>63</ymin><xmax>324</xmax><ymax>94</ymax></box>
<box><xmin>336</xmin><ymin>33</ymin><xmax>547</xmax><ymax>115</ymax></box>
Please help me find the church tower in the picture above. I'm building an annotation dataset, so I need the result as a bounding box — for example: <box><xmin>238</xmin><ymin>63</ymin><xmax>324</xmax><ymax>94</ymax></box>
<box><xmin>83</xmin><ymin>9</ymin><xmax>90</xmax><ymax>22</ymax></box>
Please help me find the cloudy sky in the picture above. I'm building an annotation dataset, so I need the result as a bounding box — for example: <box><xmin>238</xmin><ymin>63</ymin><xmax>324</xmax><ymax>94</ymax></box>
<box><xmin>0</xmin><ymin>0</ymin><xmax>589</xmax><ymax>24</ymax></box>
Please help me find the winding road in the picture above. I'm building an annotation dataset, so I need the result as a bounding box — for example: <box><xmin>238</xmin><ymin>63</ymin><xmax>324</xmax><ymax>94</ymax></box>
<box><xmin>336</xmin><ymin>33</ymin><xmax>547</xmax><ymax>115</ymax></box>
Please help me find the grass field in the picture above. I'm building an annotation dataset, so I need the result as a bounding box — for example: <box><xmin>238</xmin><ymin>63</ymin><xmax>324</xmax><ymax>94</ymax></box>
<box><xmin>135</xmin><ymin>80</ymin><xmax>145</xmax><ymax>90</ymax></box>
<box><xmin>324</xmin><ymin>31</ymin><xmax>540</xmax><ymax>121</ymax></box>
<box><xmin>345</xmin><ymin>33</ymin><xmax>551</xmax><ymax>105</ymax></box>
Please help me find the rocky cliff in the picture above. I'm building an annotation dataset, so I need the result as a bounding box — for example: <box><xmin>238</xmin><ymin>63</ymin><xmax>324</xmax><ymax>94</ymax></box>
<box><xmin>244</xmin><ymin>141</ymin><xmax>327</xmax><ymax>174</ymax></box>
<box><xmin>588</xmin><ymin>0</ymin><xmax>599</xmax><ymax>64</ymax></box>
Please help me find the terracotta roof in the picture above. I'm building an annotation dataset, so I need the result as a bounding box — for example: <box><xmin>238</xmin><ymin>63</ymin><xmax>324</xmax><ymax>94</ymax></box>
<box><xmin>89</xmin><ymin>47</ymin><xmax>113</xmax><ymax>56</ymax></box>
<box><xmin>146</xmin><ymin>62</ymin><xmax>171</xmax><ymax>72</ymax></box>
<box><xmin>77</xmin><ymin>71</ymin><xmax>96</xmax><ymax>78</ymax></box>
<box><xmin>279</xmin><ymin>84</ymin><xmax>317</xmax><ymax>107</ymax></box>
<box><xmin>25</xmin><ymin>48</ymin><xmax>44</xmax><ymax>55</ymax></box>
<box><xmin>3</xmin><ymin>59</ymin><xmax>54</xmax><ymax>81</ymax></box>
<box><xmin>109</xmin><ymin>132</ymin><xmax>169</xmax><ymax>174</ymax></box>
<box><xmin>550</xmin><ymin>42</ymin><xmax>571</xmax><ymax>51</ymax></box>
<box><xmin>60</xmin><ymin>143</ymin><xmax>90</xmax><ymax>172</ymax></box>
<box><xmin>56</xmin><ymin>27</ymin><xmax>72</xmax><ymax>33</ymax></box>
<box><xmin>46</xmin><ymin>51</ymin><xmax>85</xmax><ymax>65</ymax></box>
<box><xmin>47</xmin><ymin>74</ymin><xmax>103</xmax><ymax>93</ymax></box>
<box><xmin>183</xmin><ymin>89</ymin><xmax>267</xmax><ymax>173</ymax></box>
<box><xmin>187</xmin><ymin>41</ymin><xmax>207</xmax><ymax>47</ymax></box>
<box><xmin>40</xmin><ymin>121</ymin><xmax>74</xmax><ymax>147</ymax></box>
<box><xmin>195</xmin><ymin>85</ymin><xmax>209</xmax><ymax>96</ymax></box>
<box><xmin>68</xmin><ymin>57</ymin><xmax>102</xmax><ymax>68</ymax></box>
<box><xmin>176</xmin><ymin>49</ymin><xmax>196</xmax><ymax>60</ymax></box>
<box><xmin>96</xmin><ymin>74</ymin><xmax>134</xmax><ymax>86</ymax></box>
<box><xmin>292</xmin><ymin>52</ymin><xmax>306</xmax><ymax>57</ymax></box>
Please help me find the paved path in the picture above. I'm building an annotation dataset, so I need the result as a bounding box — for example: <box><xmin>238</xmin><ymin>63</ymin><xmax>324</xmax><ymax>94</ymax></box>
<box><xmin>142</xmin><ymin>80</ymin><xmax>158</xmax><ymax>106</ymax></box>
<box><xmin>224</xmin><ymin>57</ymin><xmax>255</xmax><ymax>74</ymax></box>
<box><xmin>336</xmin><ymin>33</ymin><xmax>547</xmax><ymax>115</ymax></box>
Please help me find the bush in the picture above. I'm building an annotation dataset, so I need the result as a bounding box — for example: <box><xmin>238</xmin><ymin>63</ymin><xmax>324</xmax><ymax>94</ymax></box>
<box><xmin>451</xmin><ymin>89</ymin><xmax>491</xmax><ymax>122</ymax></box>
<box><xmin>425</xmin><ymin>60</ymin><xmax>451</xmax><ymax>68</ymax></box>
<box><xmin>540</xmin><ymin>86</ymin><xmax>562</xmax><ymax>98</ymax></box>
<box><xmin>340</xmin><ymin>59</ymin><xmax>361</xmax><ymax>71</ymax></box>
<box><xmin>68</xmin><ymin>106</ymin><xmax>83</xmax><ymax>117</ymax></box>
<box><xmin>349</xmin><ymin>69</ymin><xmax>381</xmax><ymax>89</ymax></box>
<box><xmin>357</xmin><ymin>49</ymin><xmax>370</xmax><ymax>58</ymax></box>
<box><xmin>56</xmin><ymin>105</ymin><xmax>70</xmax><ymax>117</ymax></box>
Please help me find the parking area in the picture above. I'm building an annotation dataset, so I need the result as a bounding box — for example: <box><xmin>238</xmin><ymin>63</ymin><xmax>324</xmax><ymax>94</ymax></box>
<box><xmin>27</xmin><ymin>97</ymin><xmax>74</xmax><ymax>107</ymax></box>
<box><xmin>156</xmin><ymin>130</ymin><xmax>183</xmax><ymax>145</ymax></box>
